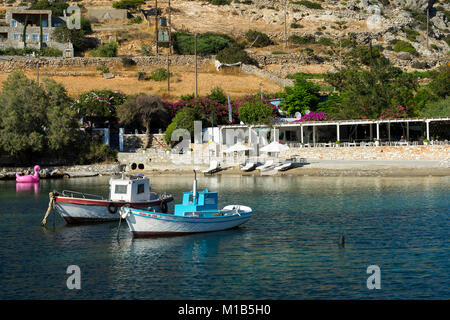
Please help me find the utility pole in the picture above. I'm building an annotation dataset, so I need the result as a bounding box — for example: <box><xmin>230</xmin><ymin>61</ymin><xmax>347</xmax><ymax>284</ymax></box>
<box><xmin>284</xmin><ymin>0</ymin><xmax>287</xmax><ymax>46</ymax></box>
<box><xmin>36</xmin><ymin>60</ymin><xmax>39</xmax><ymax>83</ymax></box>
<box><xmin>194</xmin><ymin>33</ymin><xmax>198</xmax><ymax>98</ymax></box>
<box><xmin>155</xmin><ymin>0</ymin><xmax>158</xmax><ymax>55</ymax></box>
<box><xmin>426</xmin><ymin>8</ymin><xmax>429</xmax><ymax>49</ymax></box>
<box><xmin>167</xmin><ymin>53</ymin><xmax>170</xmax><ymax>94</ymax></box>
<box><xmin>168</xmin><ymin>0</ymin><xmax>172</xmax><ymax>54</ymax></box>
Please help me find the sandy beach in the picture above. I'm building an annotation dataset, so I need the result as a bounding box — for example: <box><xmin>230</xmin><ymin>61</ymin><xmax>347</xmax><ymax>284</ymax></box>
<box><xmin>135</xmin><ymin>160</ymin><xmax>450</xmax><ymax>177</ymax></box>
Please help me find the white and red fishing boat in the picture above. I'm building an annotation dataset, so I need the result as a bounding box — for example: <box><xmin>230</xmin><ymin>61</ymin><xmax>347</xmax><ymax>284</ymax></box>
<box><xmin>54</xmin><ymin>174</ymin><xmax>173</xmax><ymax>224</ymax></box>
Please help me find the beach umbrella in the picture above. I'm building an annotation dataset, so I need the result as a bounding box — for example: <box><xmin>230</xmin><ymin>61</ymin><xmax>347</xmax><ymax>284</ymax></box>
<box><xmin>260</xmin><ymin>141</ymin><xmax>289</xmax><ymax>153</ymax></box>
<box><xmin>224</xmin><ymin>142</ymin><xmax>251</xmax><ymax>153</ymax></box>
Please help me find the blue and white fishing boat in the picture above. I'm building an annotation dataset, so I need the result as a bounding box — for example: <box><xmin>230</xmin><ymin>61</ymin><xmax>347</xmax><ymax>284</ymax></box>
<box><xmin>120</xmin><ymin>171</ymin><xmax>252</xmax><ymax>237</ymax></box>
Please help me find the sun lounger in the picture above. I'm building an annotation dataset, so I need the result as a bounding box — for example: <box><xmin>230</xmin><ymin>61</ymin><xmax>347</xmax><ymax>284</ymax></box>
<box><xmin>255</xmin><ymin>160</ymin><xmax>274</xmax><ymax>171</ymax></box>
<box><xmin>240</xmin><ymin>162</ymin><xmax>256</xmax><ymax>172</ymax></box>
<box><xmin>202</xmin><ymin>160</ymin><xmax>220</xmax><ymax>175</ymax></box>
<box><xmin>274</xmin><ymin>161</ymin><xmax>294</xmax><ymax>172</ymax></box>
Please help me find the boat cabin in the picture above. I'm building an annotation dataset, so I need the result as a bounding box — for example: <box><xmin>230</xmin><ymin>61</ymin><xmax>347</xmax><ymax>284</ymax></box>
<box><xmin>174</xmin><ymin>189</ymin><xmax>218</xmax><ymax>215</ymax></box>
<box><xmin>109</xmin><ymin>175</ymin><xmax>151</xmax><ymax>202</ymax></box>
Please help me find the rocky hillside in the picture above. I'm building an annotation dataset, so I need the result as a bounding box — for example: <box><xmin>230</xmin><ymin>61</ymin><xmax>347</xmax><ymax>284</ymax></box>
<box><xmin>2</xmin><ymin>0</ymin><xmax>449</xmax><ymax>74</ymax></box>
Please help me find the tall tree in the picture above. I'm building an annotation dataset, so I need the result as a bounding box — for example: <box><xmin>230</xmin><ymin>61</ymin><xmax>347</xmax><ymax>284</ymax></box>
<box><xmin>324</xmin><ymin>57</ymin><xmax>418</xmax><ymax>119</ymax></box>
<box><xmin>0</xmin><ymin>72</ymin><xmax>77</xmax><ymax>163</ymax></box>
<box><xmin>117</xmin><ymin>94</ymin><xmax>170</xmax><ymax>147</ymax></box>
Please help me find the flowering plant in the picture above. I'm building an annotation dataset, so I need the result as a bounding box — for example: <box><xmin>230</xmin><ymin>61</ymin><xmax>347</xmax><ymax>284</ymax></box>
<box><xmin>164</xmin><ymin>94</ymin><xmax>277</xmax><ymax>125</ymax></box>
<box><xmin>73</xmin><ymin>90</ymin><xmax>126</xmax><ymax>117</ymax></box>
<box><xmin>378</xmin><ymin>106</ymin><xmax>409</xmax><ymax>119</ymax></box>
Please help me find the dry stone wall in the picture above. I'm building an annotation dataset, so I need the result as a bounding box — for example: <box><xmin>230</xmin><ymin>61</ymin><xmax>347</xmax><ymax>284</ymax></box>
<box><xmin>0</xmin><ymin>56</ymin><xmax>214</xmax><ymax>72</ymax></box>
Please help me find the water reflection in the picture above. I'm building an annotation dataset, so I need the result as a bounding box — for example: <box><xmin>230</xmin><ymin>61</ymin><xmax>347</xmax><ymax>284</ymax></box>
<box><xmin>15</xmin><ymin>182</ymin><xmax>39</xmax><ymax>195</ymax></box>
<box><xmin>1</xmin><ymin>175</ymin><xmax>449</xmax><ymax>299</ymax></box>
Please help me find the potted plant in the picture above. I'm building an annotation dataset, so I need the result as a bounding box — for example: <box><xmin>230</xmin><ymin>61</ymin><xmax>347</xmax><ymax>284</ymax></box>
<box><xmin>423</xmin><ymin>139</ymin><xmax>429</xmax><ymax>145</ymax></box>
<box><xmin>374</xmin><ymin>139</ymin><xmax>380</xmax><ymax>146</ymax></box>
<box><xmin>335</xmin><ymin>140</ymin><xmax>340</xmax><ymax>147</ymax></box>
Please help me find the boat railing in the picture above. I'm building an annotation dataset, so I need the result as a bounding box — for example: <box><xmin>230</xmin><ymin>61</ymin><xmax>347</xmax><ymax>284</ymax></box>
<box><xmin>61</xmin><ymin>190</ymin><xmax>105</xmax><ymax>200</ymax></box>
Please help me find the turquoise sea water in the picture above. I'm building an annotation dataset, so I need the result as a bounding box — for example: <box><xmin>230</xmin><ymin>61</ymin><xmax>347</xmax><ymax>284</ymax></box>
<box><xmin>0</xmin><ymin>175</ymin><xmax>448</xmax><ymax>300</ymax></box>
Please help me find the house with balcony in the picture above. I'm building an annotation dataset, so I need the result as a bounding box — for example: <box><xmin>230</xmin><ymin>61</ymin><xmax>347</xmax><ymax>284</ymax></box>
<box><xmin>0</xmin><ymin>7</ymin><xmax>73</xmax><ymax>57</ymax></box>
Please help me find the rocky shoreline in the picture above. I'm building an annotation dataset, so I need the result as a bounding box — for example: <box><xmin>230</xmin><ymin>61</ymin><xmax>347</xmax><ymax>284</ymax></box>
<box><xmin>0</xmin><ymin>163</ymin><xmax>124</xmax><ymax>180</ymax></box>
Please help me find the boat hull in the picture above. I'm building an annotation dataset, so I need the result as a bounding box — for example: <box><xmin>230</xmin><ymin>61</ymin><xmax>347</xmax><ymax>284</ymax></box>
<box><xmin>125</xmin><ymin>208</ymin><xmax>252</xmax><ymax>237</ymax></box>
<box><xmin>55</xmin><ymin>197</ymin><xmax>173</xmax><ymax>224</ymax></box>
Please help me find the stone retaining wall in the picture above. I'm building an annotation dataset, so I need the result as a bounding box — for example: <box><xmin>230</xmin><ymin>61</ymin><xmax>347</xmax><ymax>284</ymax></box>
<box><xmin>117</xmin><ymin>145</ymin><xmax>450</xmax><ymax>170</ymax></box>
<box><xmin>0</xmin><ymin>55</ymin><xmax>214</xmax><ymax>72</ymax></box>
<box><xmin>284</xmin><ymin>145</ymin><xmax>450</xmax><ymax>161</ymax></box>
<box><xmin>241</xmin><ymin>64</ymin><xmax>294</xmax><ymax>87</ymax></box>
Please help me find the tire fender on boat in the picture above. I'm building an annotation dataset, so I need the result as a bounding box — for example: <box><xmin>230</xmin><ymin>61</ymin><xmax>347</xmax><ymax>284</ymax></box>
<box><xmin>107</xmin><ymin>202</ymin><xmax>118</xmax><ymax>214</ymax></box>
<box><xmin>160</xmin><ymin>201</ymin><xmax>168</xmax><ymax>213</ymax></box>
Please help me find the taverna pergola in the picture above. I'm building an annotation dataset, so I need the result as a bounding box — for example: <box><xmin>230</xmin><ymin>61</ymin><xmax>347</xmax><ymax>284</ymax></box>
<box><xmin>217</xmin><ymin>117</ymin><xmax>450</xmax><ymax>147</ymax></box>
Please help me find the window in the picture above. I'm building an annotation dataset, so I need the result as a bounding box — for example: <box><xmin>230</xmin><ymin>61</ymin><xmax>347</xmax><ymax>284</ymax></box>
<box><xmin>25</xmin><ymin>34</ymin><xmax>29</xmax><ymax>40</ymax></box>
<box><xmin>137</xmin><ymin>184</ymin><xmax>145</xmax><ymax>194</ymax></box>
<box><xmin>42</xmin><ymin>20</ymin><xmax>48</xmax><ymax>27</ymax></box>
<box><xmin>42</xmin><ymin>34</ymin><xmax>48</xmax><ymax>41</ymax></box>
<box><xmin>32</xmin><ymin>34</ymin><xmax>39</xmax><ymax>41</ymax></box>
<box><xmin>11</xmin><ymin>20</ymin><xmax>17</xmax><ymax>27</ymax></box>
<box><xmin>13</xmin><ymin>34</ymin><xmax>20</xmax><ymax>40</ymax></box>
<box><xmin>115</xmin><ymin>185</ymin><xmax>128</xmax><ymax>194</ymax></box>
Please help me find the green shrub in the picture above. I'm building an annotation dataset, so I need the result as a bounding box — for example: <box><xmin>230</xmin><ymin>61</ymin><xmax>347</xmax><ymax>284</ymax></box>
<box><xmin>150</xmin><ymin>68</ymin><xmax>170</xmax><ymax>81</ymax></box>
<box><xmin>245</xmin><ymin>30</ymin><xmax>273</xmax><ymax>48</ymax></box>
<box><xmin>122</xmin><ymin>57</ymin><xmax>136</xmax><ymax>67</ymax></box>
<box><xmin>272</xmin><ymin>51</ymin><xmax>288</xmax><ymax>54</ymax></box>
<box><xmin>140</xmin><ymin>45</ymin><xmax>153</xmax><ymax>56</ymax></box>
<box><xmin>288</xmin><ymin>34</ymin><xmax>316</xmax><ymax>45</ymax></box>
<box><xmin>318</xmin><ymin>37</ymin><xmax>334</xmax><ymax>46</ymax></box>
<box><xmin>29</xmin><ymin>0</ymin><xmax>68</xmax><ymax>16</ymax></box>
<box><xmin>172</xmin><ymin>32</ymin><xmax>235</xmax><ymax>55</ymax></box>
<box><xmin>405</xmin><ymin>8</ymin><xmax>428</xmax><ymax>30</ymax></box>
<box><xmin>444</xmin><ymin>35</ymin><xmax>450</xmax><ymax>47</ymax></box>
<box><xmin>90</xmin><ymin>41</ymin><xmax>119</xmax><ymax>57</ymax></box>
<box><xmin>403</xmin><ymin>27</ymin><xmax>420</xmax><ymax>42</ymax></box>
<box><xmin>340</xmin><ymin>38</ymin><xmax>355</xmax><ymax>48</ymax></box>
<box><xmin>290</xmin><ymin>1</ymin><xmax>323</xmax><ymax>9</ymax></box>
<box><xmin>290</xmin><ymin>23</ymin><xmax>304</xmax><ymax>29</ymax></box>
<box><xmin>216</xmin><ymin>46</ymin><xmax>257</xmax><ymax>65</ymax></box>
<box><xmin>128</xmin><ymin>15</ymin><xmax>143</xmax><ymax>24</ymax></box>
<box><xmin>393</xmin><ymin>40</ymin><xmax>418</xmax><ymax>56</ymax></box>
<box><xmin>411</xmin><ymin>61</ymin><xmax>429</xmax><ymax>69</ymax></box>
<box><xmin>208</xmin><ymin>0</ymin><xmax>231</xmax><ymax>5</ymax></box>
<box><xmin>112</xmin><ymin>0</ymin><xmax>146</xmax><ymax>10</ymax></box>
<box><xmin>206</xmin><ymin>87</ymin><xmax>228</xmax><ymax>104</ymax></box>
<box><xmin>419</xmin><ymin>96</ymin><xmax>450</xmax><ymax>117</ymax></box>
<box><xmin>353</xmin><ymin>45</ymin><xmax>382</xmax><ymax>64</ymax></box>
<box><xmin>286</xmin><ymin>72</ymin><xmax>325</xmax><ymax>80</ymax></box>
<box><xmin>238</xmin><ymin>100</ymin><xmax>275</xmax><ymax>125</ymax></box>
<box><xmin>77</xmin><ymin>141</ymin><xmax>117</xmax><ymax>165</ymax></box>
<box><xmin>96</xmin><ymin>63</ymin><xmax>110</xmax><ymax>74</ymax></box>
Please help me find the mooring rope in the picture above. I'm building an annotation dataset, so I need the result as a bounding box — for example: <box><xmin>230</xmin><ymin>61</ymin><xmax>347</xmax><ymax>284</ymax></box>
<box><xmin>41</xmin><ymin>192</ymin><xmax>55</xmax><ymax>227</ymax></box>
